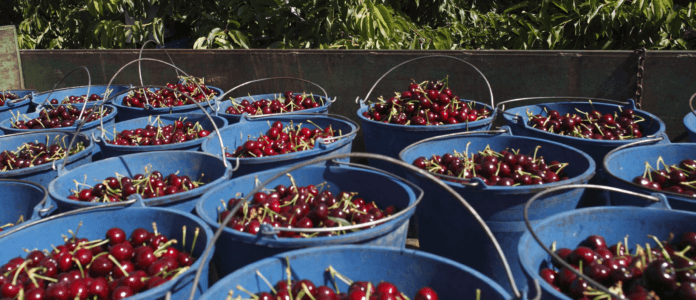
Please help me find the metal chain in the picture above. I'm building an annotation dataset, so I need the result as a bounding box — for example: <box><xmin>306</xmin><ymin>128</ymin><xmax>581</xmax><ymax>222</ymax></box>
<box><xmin>635</xmin><ymin>48</ymin><xmax>646</xmax><ymax>109</ymax></box>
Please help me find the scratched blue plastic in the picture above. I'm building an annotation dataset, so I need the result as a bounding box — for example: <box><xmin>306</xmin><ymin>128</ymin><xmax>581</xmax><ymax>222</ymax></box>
<box><xmin>96</xmin><ymin>113</ymin><xmax>228</xmax><ymax>159</ymax></box>
<box><xmin>0</xmin><ymin>179</ymin><xmax>53</xmax><ymax>225</ymax></box>
<box><xmin>48</xmin><ymin>151</ymin><xmax>233</xmax><ymax>213</ymax></box>
<box><xmin>199</xmin><ymin>245</ymin><xmax>512</xmax><ymax>300</ymax></box>
<box><xmin>399</xmin><ymin>128</ymin><xmax>595</xmax><ymax>294</ymax></box>
<box><xmin>111</xmin><ymin>86</ymin><xmax>223</xmax><ymax>122</ymax></box>
<box><xmin>0</xmin><ymin>90</ymin><xmax>35</xmax><ymax>125</ymax></box>
<box><xmin>31</xmin><ymin>84</ymin><xmax>131</xmax><ymax>110</ymax></box>
<box><xmin>195</xmin><ymin>163</ymin><xmax>417</xmax><ymax>277</ymax></box>
<box><xmin>0</xmin><ymin>104</ymin><xmax>118</xmax><ymax>139</ymax></box>
<box><xmin>201</xmin><ymin>113</ymin><xmax>357</xmax><ymax>178</ymax></box>
<box><xmin>683</xmin><ymin>112</ymin><xmax>696</xmax><ymax>142</ymax></box>
<box><xmin>0</xmin><ymin>204</ymin><xmax>215</xmax><ymax>300</ymax></box>
<box><xmin>215</xmin><ymin>93</ymin><xmax>332</xmax><ymax>124</ymax></box>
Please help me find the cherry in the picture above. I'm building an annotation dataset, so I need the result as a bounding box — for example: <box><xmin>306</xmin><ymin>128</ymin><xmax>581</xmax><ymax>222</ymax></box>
<box><xmin>414</xmin><ymin>287</ymin><xmax>438</xmax><ymax>300</ymax></box>
<box><xmin>584</xmin><ymin>235</ymin><xmax>607</xmax><ymax>250</ymax></box>
<box><xmin>540</xmin><ymin>268</ymin><xmax>557</xmax><ymax>285</ymax></box>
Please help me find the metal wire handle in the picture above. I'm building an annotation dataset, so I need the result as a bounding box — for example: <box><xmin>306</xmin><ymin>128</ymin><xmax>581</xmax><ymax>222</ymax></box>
<box><xmin>0</xmin><ymin>199</ymin><xmax>136</xmax><ymax>239</ymax></box>
<box><xmin>137</xmin><ymin>40</ymin><xmax>182</xmax><ymax>108</ymax></box>
<box><xmin>495</xmin><ymin>96</ymin><xmax>632</xmax><ymax>119</ymax></box>
<box><xmin>358</xmin><ymin>55</ymin><xmax>495</xmax><ymax>109</ymax></box>
<box><xmin>0</xmin><ymin>178</ymin><xmax>51</xmax><ymax>217</ymax></box>
<box><xmin>688</xmin><ymin>92</ymin><xmax>696</xmax><ymax>118</ymax></box>
<box><xmin>188</xmin><ymin>152</ymin><xmax>535</xmax><ymax>300</ymax></box>
<box><xmin>524</xmin><ymin>184</ymin><xmax>661</xmax><ymax>300</ymax></box>
<box><xmin>397</xmin><ymin>129</ymin><xmax>509</xmax><ymax>187</ymax></box>
<box><xmin>37</xmin><ymin>66</ymin><xmax>93</xmax><ymax>121</ymax></box>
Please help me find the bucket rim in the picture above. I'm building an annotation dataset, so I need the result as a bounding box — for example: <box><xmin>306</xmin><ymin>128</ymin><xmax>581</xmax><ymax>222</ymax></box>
<box><xmin>501</xmin><ymin>102</ymin><xmax>666</xmax><ymax>144</ymax></box>
<box><xmin>0</xmin><ymin>131</ymin><xmax>95</xmax><ymax>177</ymax></box>
<box><xmin>47</xmin><ymin>150</ymin><xmax>231</xmax><ymax>208</ymax></box>
<box><xmin>398</xmin><ymin>133</ymin><xmax>596</xmax><ymax>191</ymax></box>
<box><xmin>356</xmin><ymin>101</ymin><xmax>495</xmax><ymax>131</ymax></box>
<box><xmin>195</xmin><ymin>164</ymin><xmax>417</xmax><ymax>245</ymax></box>
<box><xmin>201</xmin><ymin>244</ymin><xmax>513</xmax><ymax>300</ymax></box>
<box><xmin>0</xmin><ymin>105</ymin><xmax>118</xmax><ymax>132</ymax></box>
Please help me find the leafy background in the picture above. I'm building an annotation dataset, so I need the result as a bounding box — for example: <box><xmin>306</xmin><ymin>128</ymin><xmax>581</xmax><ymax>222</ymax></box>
<box><xmin>2</xmin><ymin>0</ymin><xmax>695</xmax><ymax>50</ymax></box>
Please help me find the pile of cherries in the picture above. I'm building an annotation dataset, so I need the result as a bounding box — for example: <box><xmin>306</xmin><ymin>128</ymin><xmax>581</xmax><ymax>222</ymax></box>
<box><xmin>224</xmin><ymin>91</ymin><xmax>324</xmax><ymax>115</ymax></box>
<box><xmin>69</xmin><ymin>170</ymin><xmax>206</xmax><ymax>202</ymax></box>
<box><xmin>11</xmin><ymin>105</ymin><xmax>112</xmax><ymax>130</ymax></box>
<box><xmin>1</xmin><ymin>138</ymin><xmax>86</xmax><ymax>171</ymax></box>
<box><xmin>0</xmin><ymin>92</ymin><xmax>21</xmax><ymax>106</ymax></box>
<box><xmin>225</xmin><ymin>121</ymin><xmax>337</xmax><ymax>158</ymax></box>
<box><xmin>105</xmin><ymin>118</ymin><xmax>211</xmax><ymax>146</ymax></box>
<box><xmin>219</xmin><ymin>176</ymin><xmax>398</xmax><ymax>237</ymax></box>
<box><xmin>0</xmin><ymin>224</ymin><xmax>199</xmax><ymax>300</ymax></box>
<box><xmin>526</xmin><ymin>106</ymin><xmax>645</xmax><ymax>140</ymax></box>
<box><xmin>541</xmin><ymin>233</ymin><xmax>696</xmax><ymax>299</ymax></box>
<box><xmin>122</xmin><ymin>77</ymin><xmax>217</xmax><ymax>108</ymax></box>
<box><xmin>362</xmin><ymin>78</ymin><xmax>491</xmax><ymax>125</ymax></box>
<box><xmin>633</xmin><ymin>157</ymin><xmax>696</xmax><ymax>196</ymax></box>
<box><xmin>49</xmin><ymin>94</ymin><xmax>104</xmax><ymax>105</ymax></box>
<box><xmin>412</xmin><ymin>145</ymin><xmax>570</xmax><ymax>186</ymax></box>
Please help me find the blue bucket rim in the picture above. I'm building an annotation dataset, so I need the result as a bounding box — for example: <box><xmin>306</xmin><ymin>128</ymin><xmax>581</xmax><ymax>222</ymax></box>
<box><xmin>0</xmin><ymin>97</ymin><xmax>32</xmax><ymax>112</ymax></box>
<box><xmin>603</xmin><ymin>142</ymin><xmax>696</xmax><ymax>201</ymax></box>
<box><xmin>501</xmin><ymin>101</ymin><xmax>666</xmax><ymax>144</ymax></box>
<box><xmin>48</xmin><ymin>150</ymin><xmax>231</xmax><ymax>208</ymax></box>
<box><xmin>0</xmin><ymin>204</ymin><xmax>215</xmax><ymax>300</ymax></box>
<box><xmin>0</xmin><ymin>104</ymin><xmax>118</xmax><ymax>132</ymax></box>
<box><xmin>215</xmin><ymin>93</ymin><xmax>333</xmax><ymax>118</ymax></box>
<box><xmin>31</xmin><ymin>84</ymin><xmax>132</xmax><ymax>105</ymax></box>
<box><xmin>109</xmin><ymin>85</ymin><xmax>224</xmax><ymax>112</ymax></box>
<box><xmin>200</xmin><ymin>244</ymin><xmax>513</xmax><ymax>300</ymax></box>
<box><xmin>0</xmin><ymin>131</ymin><xmax>95</xmax><ymax>178</ymax></box>
<box><xmin>201</xmin><ymin>113</ymin><xmax>358</xmax><ymax>164</ymax></box>
<box><xmin>398</xmin><ymin>131</ymin><xmax>596</xmax><ymax>191</ymax></box>
<box><xmin>356</xmin><ymin>101</ymin><xmax>495</xmax><ymax>132</ymax></box>
<box><xmin>96</xmin><ymin>112</ymin><xmax>228</xmax><ymax>152</ymax></box>
<box><xmin>195</xmin><ymin>164</ymin><xmax>417</xmax><ymax>246</ymax></box>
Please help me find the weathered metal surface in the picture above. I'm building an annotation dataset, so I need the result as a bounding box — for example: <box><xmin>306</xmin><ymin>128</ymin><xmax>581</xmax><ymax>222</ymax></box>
<box><xmin>18</xmin><ymin>49</ymin><xmax>695</xmax><ymax>151</ymax></box>
<box><xmin>0</xmin><ymin>26</ymin><xmax>23</xmax><ymax>89</ymax></box>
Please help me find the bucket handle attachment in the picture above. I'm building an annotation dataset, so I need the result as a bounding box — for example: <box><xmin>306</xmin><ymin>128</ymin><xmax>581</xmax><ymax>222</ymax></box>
<box><xmin>188</xmin><ymin>153</ymin><xmax>535</xmax><ymax>300</ymax></box>
<box><xmin>36</xmin><ymin>66</ymin><xmax>93</xmax><ymax>121</ymax></box>
<box><xmin>0</xmin><ymin>199</ymin><xmax>137</xmax><ymax>239</ymax></box>
<box><xmin>495</xmin><ymin>96</ymin><xmax>634</xmax><ymax>121</ymax></box>
<box><xmin>688</xmin><ymin>92</ymin><xmax>696</xmax><ymax>118</ymax></box>
<box><xmin>397</xmin><ymin>128</ymin><xmax>510</xmax><ymax>187</ymax></box>
<box><xmin>524</xmin><ymin>184</ymin><xmax>662</xmax><ymax>300</ymax></box>
<box><xmin>358</xmin><ymin>55</ymin><xmax>495</xmax><ymax>109</ymax></box>
<box><xmin>216</xmin><ymin>77</ymin><xmax>333</xmax><ymax>116</ymax></box>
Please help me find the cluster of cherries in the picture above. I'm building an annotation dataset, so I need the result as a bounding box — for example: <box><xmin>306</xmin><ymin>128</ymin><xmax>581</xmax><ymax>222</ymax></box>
<box><xmin>541</xmin><ymin>233</ymin><xmax>696</xmax><ymax>299</ymax></box>
<box><xmin>105</xmin><ymin>118</ymin><xmax>211</xmax><ymax>146</ymax></box>
<box><xmin>526</xmin><ymin>106</ymin><xmax>645</xmax><ymax>140</ymax></box>
<box><xmin>49</xmin><ymin>94</ymin><xmax>104</xmax><ymax>105</ymax></box>
<box><xmin>362</xmin><ymin>79</ymin><xmax>491</xmax><ymax>126</ymax></box>
<box><xmin>412</xmin><ymin>145</ymin><xmax>570</xmax><ymax>186</ymax></box>
<box><xmin>226</xmin><ymin>121</ymin><xmax>337</xmax><ymax>158</ymax></box>
<box><xmin>1</xmin><ymin>139</ymin><xmax>86</xmax><ymax>171</ymax></box>
<box><xmin>633</xmin><ymin>158</ymin><xmax>696</xmax><ymax>196</ymax></box>
<box><xmin>0</xmin><ymin>92</ymin><xmax>21</xmax><ymax>106</ymax></box>
<box><xmin>11</xmin><ymin>106</ymin><xmax>112</xmax><ymax>130</ymax></box>
<box><xmin>122</xmin><ymin>77</ymin><xmax>217</xmax><ymax>108</ymax></box>
<box><xmin>68</xmin><ymin>170</ymin><xmax>206</xmax><ymax>202</ymax></box>
<box><xmin>0</xmin><ymin>224</ymin><xmax>199</xmax><ymax>300</ymax></box>
<box><xmin>219</xmin><ymin>177</ymin><xmax>398</xmax><ymax>238</ymax></box>
<box><xmin>224</xmin><ymin>91</ymin><xmax>324</xmax><ymax>115</ymax></box>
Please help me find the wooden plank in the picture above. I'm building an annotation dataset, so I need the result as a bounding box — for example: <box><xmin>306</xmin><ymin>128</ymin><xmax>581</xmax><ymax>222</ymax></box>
<box><xmin>0</xmin><ymin>26</ymin><xmax>24</xmax><ymax>89</ymax></box>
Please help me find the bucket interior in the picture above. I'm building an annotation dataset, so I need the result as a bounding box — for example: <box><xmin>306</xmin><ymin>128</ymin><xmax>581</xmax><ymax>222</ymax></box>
<box><xmin>32</xmin><ymin>85</ymin><xmax>131</xmax><ymax>106</ymax></box>
<box><xmin>100</xmin><ymin>113</ymin><xmax>228</xmax><ymax>143</ymax></box>
<box><xmin>605</xmin><ymin>143</ymin><xmax>694</xmax><ymax>183</ymax></box>
<box><xmin>200</xmin><ymin>246</ymin><xmax>511</xmax><ymax>300</ymax></box>
<box><xmin>0</xmin><ymin>105</ymin><xmax>117</xmax><ymax>132</ymax></box>
<box><xmin>216</xmin><ymin>93</ymin><xmax>331</xmax><ymax>118</ymax></box>
<box><xmin>0</xmin><ymin>180</ymin><xmax>45</xmax><ymax>223</ymax></box>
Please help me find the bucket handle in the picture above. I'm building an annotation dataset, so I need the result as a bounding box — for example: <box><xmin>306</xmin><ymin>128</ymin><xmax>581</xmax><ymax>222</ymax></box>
<box><xmin>137</xmin><ymin>40</ymin><xmax>185</xmax><ymax>108</ymax></box>
<box><xmin>357</xmin><ymin>55</ymin><xmax>495</xmax><ymax>109</ymax></box>
<box><xmin>188</xmin><ymin>152</ymin><xmax>536</xmax><ymax>300</ymax></box>
<box><xmin>216</xmin><ymin>77</ymin><xmax>334</xmax><ymax>116</ymax></box>
<box><xmin>495</xmin><ymin>96</ymin><xmax>634</xmax><ymax>120</ymax></box>
<box><xmin>397</xmin><ymin>128</ymin><xmax>511</xmax><ymax>187</ymax></box>
<box><xmin>523</xmin><ymin>184</ymin><xmax>662</xmax><ymax>300</ymax></box>
<box><xmin>0</xmin><ymin>199</ymin><xmax>138</xmax><ymax>239</ymax></box>
<box><xmin>689</xmin><ymin>92</ymin><xmax>696</xmax><ymax>118</ymax></box>
<box><xmin>36</xmin><ymin>66</ymin><xmax>93</xmax><ymax>121</ymax></box>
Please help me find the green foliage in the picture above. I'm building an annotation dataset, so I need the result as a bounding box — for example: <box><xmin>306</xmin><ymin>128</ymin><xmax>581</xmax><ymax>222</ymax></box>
<box><xmin>3</xmin><ymin>0</ymin><xmax>696</xmax><ymax>50</ymax></box>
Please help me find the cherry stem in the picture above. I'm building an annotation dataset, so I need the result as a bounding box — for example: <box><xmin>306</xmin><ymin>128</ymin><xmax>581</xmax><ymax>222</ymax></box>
<box><xmin>302</xmin><ymin>283</ymin><xmax>317</xmax><ymax>300</ymax></box>
<box><xmin>235</xmin><ymin>285</ymin><xmax>258</xmax><ymax>300</ymax></box>
<box><xmin>255</xmin><ymin>269</ymin><xmax>277</xmax><ymax>294</ymax></box>
<box><xmin>182</xmin><ymin>226</ymin><xmax>187</xmax><ymax>250</ymax></box>
<box><xmin>107</xmin><ymin>255</ymin><xmax>130</xmax><ymax>277</ymax></box>
<box><xmin>190</xmin><ymin>227</ymin><xmax>200</xmax><ymax>254</ymax></box>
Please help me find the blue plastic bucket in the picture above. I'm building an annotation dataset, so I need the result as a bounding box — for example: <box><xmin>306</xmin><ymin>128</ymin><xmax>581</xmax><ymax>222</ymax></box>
<box><xmin>111</xmin><ymin>86</ymin><xmax>223</xmax><ymax>122</ymax></box>
<box><xmin>0</xmin><ymin>131</ymin><xmax>94</xmax><ymax>188</ymax></box>
<box><xmin>201</xmin><ymin>113</ymin><xmax>358</xmax><ymax>178</ymax></box>
<box><xmin>0</xmin><ymin>104</ymin><xmax>118</xmax><ymax>139</ymax></box>
<box><xmin>195</xmin><ymin>162</ymin><xmax>418</xmax><ymax>277</ymax></box>
<box><xmin>96</xmin><ymin>113</ymin><xmax>228</xmax><ymax>159</ymax></box>
<box><xmin>518</xmin><ymin>186</ymin><xmax>684</xmax><ymax>300</ymax></box>
<box><xmin>0</xmin><ymin>179</ymin><xmax>53</xmax><ymax>226</ymax></box>
<box><xmin>215</xmin><ymin>93</ymin><xmax>332</xmax><ymax>124</ymax></box>
<box><xmin>199</xmin><ymin>245</ymin><xmax>512</xmax><ymax>300</ymax></box>
<box><xmin>0</xmin><ymin>90</ymin><xmax>35</xmax><ymax>124</ymax></box>
<box><xmin>684</xmin><ymin>111</ymin><xmax>696</xmax><ymax>142</ymax></box>
<box><xmin>31</xmin><ymin>84</ymin><xmax>131</xmax><ymax>111</ymax></box>
<box><xmin>0</xmin><ymin>201</ymin><xmax>215</xmax><ymax>300</ymax></box>
<box><xmin>399</xmin><ymin>128</ymin><xmax>595</xmax><ymax>293</ymax></box>
<box><xmin>48</xmin><ymin>151</ymin><xmax>233</xmax><ymax>213</ymax></box>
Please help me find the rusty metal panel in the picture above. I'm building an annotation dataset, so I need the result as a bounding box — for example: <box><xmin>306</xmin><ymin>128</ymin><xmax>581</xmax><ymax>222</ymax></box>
<box><xmin>0</xmin><ymin>26</ymin><xmax>24</xmax><ymax>89</ymax></box>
